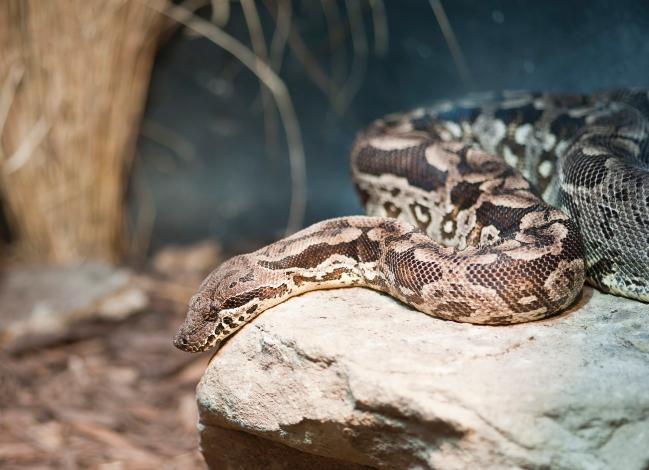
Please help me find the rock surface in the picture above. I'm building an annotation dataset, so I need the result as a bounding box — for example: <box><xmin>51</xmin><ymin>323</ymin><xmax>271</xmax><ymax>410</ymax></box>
<box><xmin>0</xmin><ymin>263</ymin><xmax>148</xmax><ymax>348</ymax></box>
<box><xmin>197</xmin><ymin>287</ymin><xmax>649</xmax><ymax>470</ymax></box>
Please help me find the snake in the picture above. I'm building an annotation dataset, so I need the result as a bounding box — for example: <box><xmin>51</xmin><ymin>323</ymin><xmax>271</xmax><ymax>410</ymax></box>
<box><xmin>174</xmin><ymin>90</ymin><xmax>649</xmax><ymax>353</ymax></box>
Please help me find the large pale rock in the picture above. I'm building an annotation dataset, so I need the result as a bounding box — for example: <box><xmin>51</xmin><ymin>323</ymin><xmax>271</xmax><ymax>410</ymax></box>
<box><xmin>197</xmin><ymin>287</ymin><xmax>649</xmax><ymax>470</ymax></box>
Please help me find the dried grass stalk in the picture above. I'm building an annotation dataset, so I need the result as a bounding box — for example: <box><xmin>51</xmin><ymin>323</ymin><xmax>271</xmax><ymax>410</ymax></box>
<box><xmin>0</xmin><ymin>0</ymin><xmax>165</xmax><ymax>263</ymax></box>
<box><xmin>150</xmin><ymin>1</ymin><xmax>307</xmax><ymax>236</ymax></box>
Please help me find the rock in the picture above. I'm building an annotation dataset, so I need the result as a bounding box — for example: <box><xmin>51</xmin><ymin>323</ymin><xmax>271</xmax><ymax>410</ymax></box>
<box><xmin>0</xmin><ymin>263</ymin><xmax>148</xmax><ymax>348</ymax></box>
<box><xmin>152</xmin><ymin>240</ymin><xmax>222</xmax><ymax>280</ymax></box>
<box><xmin>197</xmin><ymin>287</ymin><xmax>649</xmax><ymax>470</ymax></box>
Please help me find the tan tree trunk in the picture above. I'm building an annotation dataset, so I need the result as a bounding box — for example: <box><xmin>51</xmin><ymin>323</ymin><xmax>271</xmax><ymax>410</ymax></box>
<box><xmin>0</xmin><ymin>0</ymin><xmax>164</xmax><ymax>263</ymax></box>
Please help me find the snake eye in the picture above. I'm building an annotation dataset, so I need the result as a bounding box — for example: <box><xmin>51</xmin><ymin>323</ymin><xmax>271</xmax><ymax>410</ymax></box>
<box><xmin>205</xmin><ymin>300</ymin><xmax>221</xmax><ymax>321</ymax></box>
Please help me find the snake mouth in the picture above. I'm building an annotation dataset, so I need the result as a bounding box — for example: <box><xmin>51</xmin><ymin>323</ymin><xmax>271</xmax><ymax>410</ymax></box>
<box><xmin>172</xmin><ymin>328</ymin><xmax>198</xmax><ymax>352</ymax></box>
<box><xmin>173</xmin><ymin>328</ymin><xmax>201</xmax><ymax>353</ymax></box>
<box><xmin>172</xmin><ymin>334</ymin><xmax>193</xmax><ymax>352</ymax></box>
<box><xmin>173</xmin><ymin>307</ymin><xmax>217</xmax><ymax>353</ymax></box>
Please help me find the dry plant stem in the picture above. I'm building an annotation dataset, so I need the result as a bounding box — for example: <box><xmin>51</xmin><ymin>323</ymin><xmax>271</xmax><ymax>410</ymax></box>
<box><xmin>210</xmin><ymin>0</ymin><xmax>230</xmax><ymax>27</ymax></box>
<box><xmin>268</xmin><ymin>0</ymin><xmax>292</xmax><ymax>73</ymax></box>
<box><xmin>0</xmin><ymin>0</ymin><xmax>165</xmax><ymax>263</ymax></box>
<box><xmin>3</xmin><ymin>117</ymin><xmax>50</xmax><ymax>174</ymax></box>
<box><xmin>0</xmin><ymin>66</ymin><xmax>24</xmax><ymax>145</ymax></box>
<box><xmin>140</xmin><ymin>120</ymin><xmax>196</xmax><ymax>163</ymax></box>
<box><xmin>334</xmin><ymin>0</ymin><xmax>369</xmax><ymax>113</ymax></box>
<box><xmin>321</xmin><ymin>0</ymin><xmax>348</xmax><ymax>92</ymax></box>
<box><xmin>240</xmin><ymin>0</ymin><xmax>277</xmax><ymax>153</ymax></box>
<box><xmin>369</xmin><ymin>0</ymin><xmax>388</xmax><ymax>56</ymax></box>
<box><xmin>263</xmin><ymin>0</ymin><xmax>335</xmax><ymax>101</ymax></box>
<box><xmin>159</xmin><ymin>0</ymin><xmax>210</xmax><ymax>43</ymax></box>
<box><xmin>428</xmin><ymin>0</ymin><xmax>474</xmax><ymax>89</ymax></box>
<box><xmin>147</xmin><ymin>0</ymin><xmax>307</xmax><ymax>235</ymax></box>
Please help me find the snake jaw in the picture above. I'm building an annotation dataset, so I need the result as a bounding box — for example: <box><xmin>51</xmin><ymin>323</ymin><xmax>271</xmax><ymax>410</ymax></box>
<box><xmin>173</xmin><ymin>306</ymin><xmax>219</xmax><ymax>353</ymax></box>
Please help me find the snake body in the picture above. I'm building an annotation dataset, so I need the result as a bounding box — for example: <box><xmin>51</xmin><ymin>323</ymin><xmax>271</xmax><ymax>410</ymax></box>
<box><xmin>175</xmin><ymin>90</ymin><xmax>649</xmax><ymax>353</ymax></box>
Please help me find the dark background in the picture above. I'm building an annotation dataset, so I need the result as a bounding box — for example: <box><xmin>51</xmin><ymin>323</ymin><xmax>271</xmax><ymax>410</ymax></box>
<box><xmin>135</xmin><ymin>0</ymin><xmax>649</xmax><ymax>254</ymax></box>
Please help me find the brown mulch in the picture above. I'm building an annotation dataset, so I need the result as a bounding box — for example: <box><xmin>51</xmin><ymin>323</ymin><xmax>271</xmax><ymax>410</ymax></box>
<box><xmin>0</xmin><ymin>276</ymin><xmax>213</xmax><ymax>469</ymax></box>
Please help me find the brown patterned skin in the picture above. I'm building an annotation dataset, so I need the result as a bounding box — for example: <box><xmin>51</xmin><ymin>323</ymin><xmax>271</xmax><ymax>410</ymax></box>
<box><xmin>174</xmin><ymin>139</ymin><xmax>585</xmax><ymax>352</ymax></box>
<box><xmin>175</xmin><ymin>90</ymin><xmax>649</xmax><ymax>353</ymax></box>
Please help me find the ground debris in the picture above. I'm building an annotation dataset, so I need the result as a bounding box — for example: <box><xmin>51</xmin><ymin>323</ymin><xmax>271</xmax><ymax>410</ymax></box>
<box><xmin>0</xmin><ymin>268</ymin><xmax>211</xmax><ymax>469</ymax></box>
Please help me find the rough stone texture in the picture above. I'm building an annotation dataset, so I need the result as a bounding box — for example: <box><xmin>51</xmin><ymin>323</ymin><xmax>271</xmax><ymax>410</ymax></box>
<box><xmin>197</xmin><ymin>287</ymin><xmax>649</xmax><ymax>470</ymax></box>
<box><xmin>0</xmin><ymin>263</ymin><xmax>148</xmax><ymax>347</ymax></box>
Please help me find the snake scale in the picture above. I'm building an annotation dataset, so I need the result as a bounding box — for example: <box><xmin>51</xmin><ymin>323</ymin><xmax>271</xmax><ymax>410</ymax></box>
<box><xmin>175</xmin><ymin>90</ymin><xmax>649</xmax><ymax>353</ymax></box>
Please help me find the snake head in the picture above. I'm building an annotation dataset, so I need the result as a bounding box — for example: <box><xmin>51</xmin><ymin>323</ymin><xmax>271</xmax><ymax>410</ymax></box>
<box><xmin>172</xmin><ymin>289</ymin><xmax>219</xmax><ymax>352</ymax></box>
<box><xmin>173</xmin><ymin>254</ymin><xmax>263</xmax><ymax>353</ymax></box>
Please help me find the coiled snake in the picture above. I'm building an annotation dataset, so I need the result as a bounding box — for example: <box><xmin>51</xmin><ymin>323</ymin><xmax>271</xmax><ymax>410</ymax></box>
<box><xmin>175</xmin><ymin>90</ymin><xmax>649</xmax><ymax>353</ymax></box>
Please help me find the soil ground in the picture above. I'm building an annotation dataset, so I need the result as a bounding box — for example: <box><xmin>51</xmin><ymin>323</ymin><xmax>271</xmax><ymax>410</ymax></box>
<box><xmin>0</xmin><ymin>272</ymin><xmax>212</xmax><ymax>469</ymax></box>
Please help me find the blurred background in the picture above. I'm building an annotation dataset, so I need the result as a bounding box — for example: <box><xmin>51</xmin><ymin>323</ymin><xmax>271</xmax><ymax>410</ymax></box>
<box><xmin>140</xmin><ymin>0</ymin><xmax>649</xmax><ymax>255</ymax></box>
<box><xmin>0</xmin><ymin>0</ymin><xmax>648</xmax><ymax>467</ymax></box>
